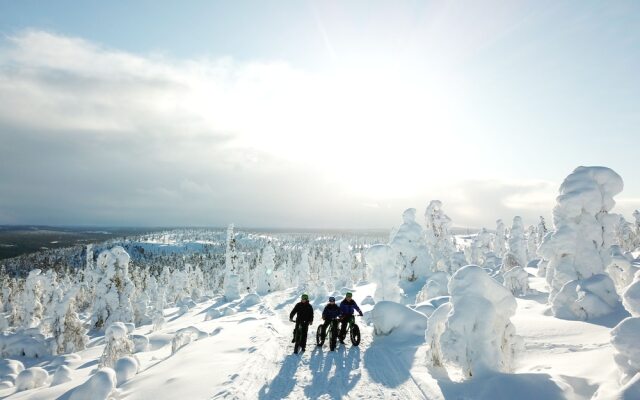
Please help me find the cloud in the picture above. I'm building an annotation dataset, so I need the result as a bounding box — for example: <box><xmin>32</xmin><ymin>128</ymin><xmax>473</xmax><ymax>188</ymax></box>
<box><xmin>410</xmin><ymin>179</ymin><xmax>557</xmax><ymax>229</ymax></box>
<box><xmin>4</xmin><ymin>30</ymin><xmax>630</xmax><ymax>229</ymax></box>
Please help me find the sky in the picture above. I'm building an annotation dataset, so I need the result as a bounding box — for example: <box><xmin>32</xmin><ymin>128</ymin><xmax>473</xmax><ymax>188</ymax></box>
<box><xmin>0</xmin><ymin>0</ymin><xmax>639</xmax><ymax>230</ymax></box>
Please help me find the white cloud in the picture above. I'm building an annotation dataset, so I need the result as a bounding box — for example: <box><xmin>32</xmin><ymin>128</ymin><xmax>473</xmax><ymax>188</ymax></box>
<box><xmin>0</xmin><ymin>30</ymin><xmax>604</xmax><ymax>229</ymax></box>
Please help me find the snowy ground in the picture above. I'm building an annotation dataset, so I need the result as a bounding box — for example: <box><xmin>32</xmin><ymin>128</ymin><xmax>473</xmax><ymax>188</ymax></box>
<box><xmin>0</xmin><ymin>275</ymin><xmax>626</xmax><ymax>400</ymax></box>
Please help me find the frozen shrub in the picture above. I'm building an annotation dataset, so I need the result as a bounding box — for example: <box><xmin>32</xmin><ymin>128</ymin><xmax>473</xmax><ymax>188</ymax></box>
<box><xmin>502</xmin><ymin>266</ymin><xmax>530</xmax><ymax>296</ymax></box>
<box><xmin>171</xmin><ymin>326</ymin><xmax>208</xmax><ymax>354</ymax></box>
<box><xmin>100</xmin><ymin>322</ymin><xmax>133</xmax><ymax>368</ymax></box>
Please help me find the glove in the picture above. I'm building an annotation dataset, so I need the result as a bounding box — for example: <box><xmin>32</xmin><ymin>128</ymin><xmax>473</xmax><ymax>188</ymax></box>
<box><xmin>310</xmin><ymin>321</ymin><xmax>313</xmax><ymax>325</ymax></box>
<box><xmin>359</xmin><ymin>312</ymin><xmax>363</xmax><ymax>317</ymax></box>
<box><xmin>289</xmin><ymin>318</ymin><xmax>294</xmax><ymax>322</ymax></box>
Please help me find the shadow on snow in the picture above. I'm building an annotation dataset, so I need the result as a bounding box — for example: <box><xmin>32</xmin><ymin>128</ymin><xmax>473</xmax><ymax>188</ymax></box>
<box><xmin>257</xmin><ymin>352</ymin><xmax>302</xmax><ymax>399</ymax></box>
<box><xmin>363</xmin><ymin>334</ymin><xmax>423</xmax><ymax>388</ymax></box>
<box><xmin>304</xmin><ymin>345</ymin><xmax>361</xmax><ymax>399</ymax></box>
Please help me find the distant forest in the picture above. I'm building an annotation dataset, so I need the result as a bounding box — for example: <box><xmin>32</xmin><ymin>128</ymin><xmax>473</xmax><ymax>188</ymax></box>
<box><xmin>0</xmin><ymin>226</ymin><xmax>160</xmax><ymax>260</ymax></box>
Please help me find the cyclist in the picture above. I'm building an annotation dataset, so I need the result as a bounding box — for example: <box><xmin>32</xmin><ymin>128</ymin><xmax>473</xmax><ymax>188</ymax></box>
<box><xmin>318</xmin><ymin>296</ymin><xmax>341</xmax><ymax>345</ymax></box>
<box><xmin>289</xmin><ymin>293</ymin><xmax>314</xmax><ymax>352</ymax></box>
<box><xmin>338</xmin><ymin>292</ymin><xmax>363</xmax><ymax>344</ymax></box>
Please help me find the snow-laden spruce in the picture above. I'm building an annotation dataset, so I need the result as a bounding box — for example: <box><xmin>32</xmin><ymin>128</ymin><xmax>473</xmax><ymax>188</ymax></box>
<box><xmin>255</xmin><ymin>243</ymin><xmax>275</xmax><ymax>295</ymax></box>
<box><xmin>426</xmin><ymin>265</ymin><xmax>521</xmax><ymax>379</ymax></box>
<box><xmin>506</xmin><ymin>216</ymin><xmax>528</xmax><ymax>269</ymax></box>
<box><xmin>389</xmin><ymin>208</ymin><xmax>432</xmax><ymax>282</ymax></box>
<box><xmin>424</xmin><ymin>200</ymin><xmax>457</xmax><ymax>274</ymax></box>
<box><xmin>91</xmin><ymin>246</ymin><xmax>136</xmax><ymax>329</ymax></box>
<box><xmin>366</xmin><ymin>244</ymin><xmax>402</xmax><ymax>302</ymax></box>
<box><xmin>223</xmin><ymin>224</ymin><xmax>241</xmax><ymax>301</ymax></box>
<box><xmin>539</xmin><ymin>166</ymin><xmax>623</xmax><ymax>320</ymax></box>
<box><xmin>493</xmin><ymin>219</ymin><xmax>506</xmax><ymax>258</ymax></box>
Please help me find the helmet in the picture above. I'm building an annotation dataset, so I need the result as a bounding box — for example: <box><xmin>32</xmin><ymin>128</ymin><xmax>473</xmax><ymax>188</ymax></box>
<box><xmin>345</xmin><ymin>292</ymin><xmax>353</xmax><ymax>298</ymax></box>
<box><xmin>301</xmin><ymin>294</ymin><xmax>309</xmax><ymax>301</ymax></box>
<box><xmin>329</xmin><ymin>296</ymin><xmax>336</xmax><ymax>302</ymax></box>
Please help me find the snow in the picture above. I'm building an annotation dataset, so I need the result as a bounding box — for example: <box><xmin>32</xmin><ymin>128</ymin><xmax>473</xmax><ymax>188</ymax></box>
<box><xmin>371</xmin><ymin>301</ymin><xmax>428</xmax><ymax>336</ymax></box>
<box><xmin>365</xmin><ymin>244</ymin><xmax>402</xmax><ymax>302</ymax></box>
<box><xmin>427</xmin><ymin>265</ymin><xmax>520</xmax><ymax>379</ymax></box>
<box><xmin>68</xmin><ymin>368</ymin><xmax>116</xmax><ymax>400</ymax></box>
<box><xmin>2</xmin><ymin>193</ymin><xmax>639</xmax><ymax>400</ymax></box>
<box><xmin>15</xmin><ymin>367</ymin><xmax>48</xmax><ymax>391</ymax></box>
<box><xmin>540</xmin><ymin>166</ymin><xmax>625</xmax><ymax>320</ymax></box>
<box><xmin>0</xmin><ymin>274</ymin><xmax>631</xmax><ymax>400</ymax></box>
<box><xmin>114</xmin><ymin>356</ymin><xmax>139</xmax><ymax>386</ymax></box>
<box><xmin>51</xmin><ymin>365</ymin><xmax>73</xmax><ymax>386</ymax></box>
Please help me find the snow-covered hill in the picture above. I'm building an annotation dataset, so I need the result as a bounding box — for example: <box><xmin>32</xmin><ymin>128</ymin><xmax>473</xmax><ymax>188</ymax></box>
<box><xmin>2</xmin><ymin>166</ymin><xmax>640</xmax><ymax>399</ymax></box>
<box><xmin>0</xmin><ymin>276</ymin><xmax>632</xmax><ymax>400</ymax></box>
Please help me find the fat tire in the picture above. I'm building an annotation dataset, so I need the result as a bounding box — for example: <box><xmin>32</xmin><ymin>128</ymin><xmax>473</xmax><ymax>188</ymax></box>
<box><xmin>316</xmin><ymin>325</ymin><xmax>325</xmax><ymax>346</ymax></box>
<box><xmin>350</xmin><ymin>324</ymin><xmax>361</xmax><ymax>346</ymax></box>
<box><xmin>329</xmin><ymin>322</ymin><xmax>337</xmax><ymax>351</ymax></box>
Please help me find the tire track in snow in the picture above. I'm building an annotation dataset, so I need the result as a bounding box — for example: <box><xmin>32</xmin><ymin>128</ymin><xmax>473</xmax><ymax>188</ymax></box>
<box><xmin>215</xmin><ymin>289</ymin><xmax>432</xmax><ymax>399</ymax></box>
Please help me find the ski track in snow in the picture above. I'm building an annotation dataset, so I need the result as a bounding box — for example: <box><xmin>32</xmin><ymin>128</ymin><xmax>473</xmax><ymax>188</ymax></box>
<box><xmin>211</xmin><ymin>289</ymin><xmax>430</xmax><ymax>400</ymax></box>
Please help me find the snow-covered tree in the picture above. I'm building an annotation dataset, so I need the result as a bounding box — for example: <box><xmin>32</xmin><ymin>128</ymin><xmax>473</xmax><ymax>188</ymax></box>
<box><xmin>255</xmin><ymin>244</ymin><xmax>275</xmax><ymax>295</ymax></box>
<box><xmin>426</xmin><ymin>265</ymin><xmax>520</xmax><ymax>378</ymax></box>
<box><xmin>21</xmin><ymin>269</ymin><xmax>45</xmax><ymax>329</ymax></box>
<box><xmin>390</xmin><ymin>208</ymin><xmax>432</xmax><ymax>281</ymax></box>
<box><xmin>493</xmin><ymin>219</ymin><xmax>506</xmax><ymax>257</ymax></box>
<box><xmin>539</xmin><ymin>166</ymin><xmax>623</xmax><ymax>320</ymax></box>
<box><xmin>506</xmin><ymin>216</ymin><xmax>528</xmax><ymax>269</ymax></box>
<box><xmin>503</xmin><ymin>266</ymin><xmax>530</xmax><ymax>296</ymax></box>
<box><xmin>99</xmin><ymin>322</ymin><xmax>134</xmax><ymax>368</ymax></box>
<box><xmin>51</xmin><ymin>289</ymin><xmax>88</xmax><ymax>355</ymax></box>
<box><xmin>537</xmin><ymin>217</ymin><xmax>548</xmax><ymax>247</ymax></box>
<box><xmin>468</xmin><ymin>228</ymin><xmax>492</xmax><ymax>267</ymax></box>
<box><xmin>366</xmin><ymin>244</ymin><xmax>402</xmax><ymax>302</ymax></box>
<box><xmin>295</xmin><ymin>248</ymin><xmax>311</xmax><ymax>289</ymax></box>
<box><xmin>424</xmin><ymin>200</ymin><xmax>457</xmax><ymax>274</ymax></box>
<box><xmin>91</xmin><ymin>247</ymin><xmax>136</xmax><ymax>329</ymax></box>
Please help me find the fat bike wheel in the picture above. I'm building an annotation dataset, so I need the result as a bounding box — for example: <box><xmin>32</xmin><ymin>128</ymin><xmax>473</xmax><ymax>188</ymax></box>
<box><xmin>316</xmin><ymin>325</ymin><xmax>325</xmax><ymax>346</ymax></box>
<box><xmin>329</xmin><ymin>325</ymin><xmax>337</xmax><ymax>351</ymax></box>
<box><xmin>350</xmin><ymin>324</ymin><xmax>361</xmax><ymax>346</ymax></box>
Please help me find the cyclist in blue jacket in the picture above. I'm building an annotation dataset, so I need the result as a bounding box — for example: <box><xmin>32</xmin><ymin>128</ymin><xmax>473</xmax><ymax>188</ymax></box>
<box><xmin>318</xmin><ymin>296</ymin><xmax>341</xmax><ymax>343</ymax></box>
<box><xmin>338</xmin><ymin>292</ymin><xmax>363</xmax><ymax>343</ymax></box>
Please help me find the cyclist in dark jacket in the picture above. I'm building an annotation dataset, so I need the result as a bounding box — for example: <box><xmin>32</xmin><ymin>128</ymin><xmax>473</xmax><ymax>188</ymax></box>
<box><xmin>318</xmin><ymin>296</ymin><xmax>341</xmax><ymax>343</ymax></box>
<box><xmin>289</xmin><ymin>293</ymin><xmax>314</xmax><ymax>352</ymax></box>
<box><xmin>338</xmin><ymin>292</ymin><xmax>363</xmax><ymax>343</ymax></box>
